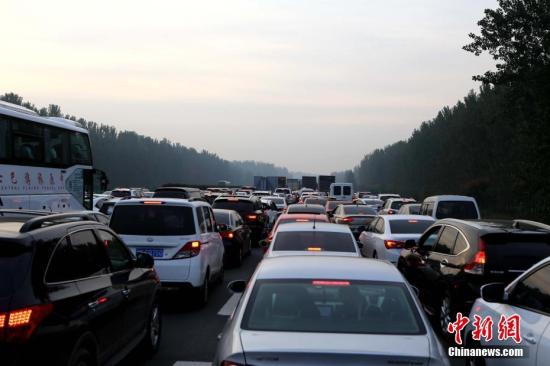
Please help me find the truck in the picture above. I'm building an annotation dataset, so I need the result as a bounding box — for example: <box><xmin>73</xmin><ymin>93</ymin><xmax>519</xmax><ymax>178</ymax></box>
<box><xmin>301</xmin><ymin>176</ymin><xmax>317</xmax><ymax>190</ymax></box>
<box><xmin>253</xmin><ymin>176</ymin><xmax>267</xmax><ymax>191</ymax></box>
<box><xmin>266</xmin><ymin>176</ymin><xmax>279</xmax><ymax>192</ymax></box>
<box><xmin>318</xmin><ymin>175</ymin><xmax>336</xmax><ymax>193</ymax></box>
<box><xmin>277</xmin><ymin>176</ymin><xmax>287</xmax><ymax>188</ymax></box>
<box><xmin>286</xmin><ymin>178</ymin><xmax>301</xmax><ymax>191</ymax></box>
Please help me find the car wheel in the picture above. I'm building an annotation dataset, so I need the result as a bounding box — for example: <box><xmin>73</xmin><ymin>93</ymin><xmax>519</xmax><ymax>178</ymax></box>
<box><xmin>217</xmin><ymin>264</ymin><xmax>225</xmax><ymax>284</ymax></box>
<box><xmin>195</xmin><ymin>272</ymin><xmax>209</xmax><ymax>307</ymax></box>
<box><xmin>140</xmin><ymin>302</ymin><xmax>162</xmax><ymax>358</ymax></box>
<box><xmin>373</xmin><ymin>251</ymin><xmax>378</xmax><ymax>259</ymax></box>
<box><xmin>68</xmin><ymin>346</ymin><xmax>96</xmax><ymax>366</ymax></box>
<box><xmin>234</xmin><ymin>247</ymin><xmax>243</xmax><ymax>267</ymax></box>
<box><xmin>439</xmin><ymin>293</ymin><xmax>454</xmax><ymax>336</ymax></box>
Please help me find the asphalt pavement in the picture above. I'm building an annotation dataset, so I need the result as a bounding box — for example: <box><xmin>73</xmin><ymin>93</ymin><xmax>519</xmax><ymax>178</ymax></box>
<box><xmin>121</xmin><ymin>247</ymin><xmax>264</xmax><ymax>366</ymax></box>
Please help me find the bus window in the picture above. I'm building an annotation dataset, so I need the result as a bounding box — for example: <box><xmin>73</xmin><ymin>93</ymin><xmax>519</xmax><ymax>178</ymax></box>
<box><xmin>70</xmin><ymin>132</ymin><xmax>92</xmax><ymax>165</ymax></box>
<box><xmin>12</xmin><ymin>120</ymin><xmax>44</xmax><ymax>163</ymax></box>
<box><xmin>0</xmin><ymin>119</ymin><xmax>8</xmax><ymax>159</ymax></box>
<box><xmin>45</xmin><ymin>126</ymin><xmax>70</xmax><ymax>166</ymax></box>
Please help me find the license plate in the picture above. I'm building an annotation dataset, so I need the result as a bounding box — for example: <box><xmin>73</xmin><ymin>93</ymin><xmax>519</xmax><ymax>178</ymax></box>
<box><xmin>136</xmin><ymin>248</ymin><xmax>164</xmax><ymax>258</ymax></box>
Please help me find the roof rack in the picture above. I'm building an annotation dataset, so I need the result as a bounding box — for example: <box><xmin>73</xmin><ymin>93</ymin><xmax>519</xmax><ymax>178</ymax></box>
<box><xmin>512</xmin><ymin>219</ymin><xmax>550</xmax><ymax>232</ymax></box>
<box><xmin>19</xmin><ymin>213</ymin><xmax>96</xmax><ymax>233</ymax></box>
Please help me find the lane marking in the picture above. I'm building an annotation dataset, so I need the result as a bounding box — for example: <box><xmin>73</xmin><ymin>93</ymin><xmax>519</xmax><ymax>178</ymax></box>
<box><xmin>217</xmin><ymin>293</ymin><xmax>241</xmax><ymax>316</ymax></box>
<box><xmin>173</xmin><ymin>362</ymin><xmax>211</xmax><ymax>366</ymax></box>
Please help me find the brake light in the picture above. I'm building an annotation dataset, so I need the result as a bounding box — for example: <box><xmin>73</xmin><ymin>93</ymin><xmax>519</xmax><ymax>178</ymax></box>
<box><xmin>307</xmin><ymin>247</ymin><xmax>322</xmax><ymax>251</ymax></box>
<box><xmin>296</xmin><ymin>219</ymin><xmax>310</xmax><ymax>222</ymax></box>
<box><xmin>143</xmin><ymin>201</ymin><xmax>164</xmax><ymax>205</ymax></box>
<box><xmin>464</xmin><ymin>240</ymin><xmax>486</xmax><ymax>275</ymax></box>
<box><xmin>174</xmin><ymin>241</ymin><xmax>201</xmax><ymax>259</ymax></box>
<box><xmin>408</xmin><ymin>219</ymin><xmax>418</xmax><ymax>223</ymax></box>
<box><xmin>221</xmin><ymin>231</ymin><xmax>234</xmax><ymax>239</ymax></box>
<box><xmin>388</xmin><ymin>209</ymin><xmax>395</xmax><ymax>214</ymax></box>
<box><xmin>384</xmin><ymin>240</ymin><xmax>405</xmax><ymax>249</ymax></box>
<box><xmin>0</xmin><ymin>303</ymin><xmax>53</xmax><ymax>343</ymax></box>
<box><xmin>312</xmin><ymin>280</ymin><xmax>350</xmax><ymax>286</ymax></box>
<box><xmin>247</xmin><ymin>215</ymin><xmax>257</xmax><ymax>221</ymax></box>
<box><xmin>341</xmin><ymin>217</ymin><xmax>353</xmax><ymax>223</ymax></box>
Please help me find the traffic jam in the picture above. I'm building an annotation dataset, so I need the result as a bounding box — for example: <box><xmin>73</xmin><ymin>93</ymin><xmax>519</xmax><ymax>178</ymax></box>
<box><xmin>2</xmin><ymin>149</ymin><xmax>550</xmax><ymax>366</ymax></box>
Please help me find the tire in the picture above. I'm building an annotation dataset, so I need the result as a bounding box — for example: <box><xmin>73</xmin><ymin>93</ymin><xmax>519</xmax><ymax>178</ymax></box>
<box><xmin>139</xmin><ymin>302</ymin><xmax>162</xmax><ymax>358</ymax></box>
<box><xmin>68</xmin><ymin>345</ymin><xmax>96</xmax><ymax>366</ymax></box>
<box><xmin>439</xmin><ymin>292</ymin><xmax>454</xmax><ymax>337</ymax></box>
<box><xmin>195</xmin><ymin>272</ymin><xmax>209</xmax><ymax>307</ymax></box>
<box><xmin>234</xmin><ymin>247</ymin><xmax>243</xmax><ymax>267</ymax></box>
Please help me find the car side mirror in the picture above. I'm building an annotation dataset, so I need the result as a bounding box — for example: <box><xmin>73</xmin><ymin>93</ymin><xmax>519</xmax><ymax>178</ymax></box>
<box><xmin>480</xmin><ymin>283</ymin><xmax>506</xmax><ymax>303</ymax></box>
<box><xmin>136</xmin><ymin>252</ymin><xmax>154</xmax><ymax>269</ymax></box>
<box><xmin>404</xmin><ymin>239</ymin><xmax>417</xmax><ymax>249</ymax></box>
<box><xmin>259</xmin><ymin>239</ymin><xmax>268</xmax><ymax>248</ymax></box>
<box><xmin>217</xmin><ymin>223</ymin><xmax>229</xmax><ymax>232</ymax></box>
<box><xmin>228</xmin><ymin>280</ymin><xmax>247</xmax><ymax>293</ymax></box>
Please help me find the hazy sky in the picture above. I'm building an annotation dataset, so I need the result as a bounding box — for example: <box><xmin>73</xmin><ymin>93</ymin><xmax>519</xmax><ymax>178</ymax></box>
<box><xmin>2</xmin><ymin>0</ymin><xmax>496</xmax><ymax>173</ymax></box>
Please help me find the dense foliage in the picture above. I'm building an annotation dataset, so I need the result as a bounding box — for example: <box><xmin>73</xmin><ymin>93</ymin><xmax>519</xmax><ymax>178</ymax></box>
<box><xmin>0</xmin><ymin>92</ymin><xmax>294</xmax><ymax>188</ymax></box>
<box><xmin>354</xmin><ymin>0</ymin><xmax>550</xmax><ymax>221</ymax></box>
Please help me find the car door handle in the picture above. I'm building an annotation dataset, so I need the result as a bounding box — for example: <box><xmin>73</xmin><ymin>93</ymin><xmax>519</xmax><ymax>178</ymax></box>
<box><xmin>88</xmin><ymin>296</ymin><xmax>108</xmax><ymax>309</ymax></box>
<box><xmin>122</xmin><ymin>289</ymin><xmax>131</xmax><ymax>298</ymax></box>
<box><xmin>440</xmin><ymin>259</ymin><xmax>449</xmax><ymax>267</ymax></box>
<box><xmin>524</xmin><ymin>335</ymin><xmax>536</xmax><ymax>345</ymax></box>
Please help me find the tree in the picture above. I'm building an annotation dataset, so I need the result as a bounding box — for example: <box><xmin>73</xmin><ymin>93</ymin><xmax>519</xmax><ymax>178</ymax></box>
<box><xmin>0</xmin><ymin>92</ymin><xmax>23</xmax><ymax>105</ymax></box>
<box><xmin>47</xmin><ymin>104</ymin><xmax>62</xmax><ymax>117</ymax></box>
<box><xmin>463</xmin><ymin>0</ymin><xmax>550</xmax><ymax>84</ymax></box>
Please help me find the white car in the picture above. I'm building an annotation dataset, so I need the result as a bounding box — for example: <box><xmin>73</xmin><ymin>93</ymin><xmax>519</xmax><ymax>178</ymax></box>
<box><xmin>265</xmin><ymin>222</ymin><xmax>361</xmax><ymax>258</ymax></box>
<box><xmin>359</xmin><ymin>215</ymin><xmax>435</xmax><ymax>263</ymax></box>
<box><xmin>252</xmin><ymin>190</ymin><xmax>272</xmax><ymax>197</ymax></box>
<box><xmin>464</xmin><ymin>256</ymin><xmax>550</xmax><ymax>366</ymax></box>
<box><xmin>419</xmin><ymin>195</ymin><xmax>481</xmax><ymax>220</ymax></box>
<box><xmin>109</xmin><ymin>198</ymin><xmax>224</xmax><ymax>306</ymax></box>
<box><xmin>263</xmin><ymin>195</ymin><xmax>287</xmax><ymax>211</ymax></box>
<box><xmin>260</xmin><ymin>198</ymin><xmax>279</xmax><ymax>226</ymax></box>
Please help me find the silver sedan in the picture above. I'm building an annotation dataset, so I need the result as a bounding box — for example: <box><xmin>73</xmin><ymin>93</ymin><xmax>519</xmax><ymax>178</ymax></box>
<box><xmin>213</xmin><ymin>256</ymin><xmax>450</xmax><ymax>366</ymax></box>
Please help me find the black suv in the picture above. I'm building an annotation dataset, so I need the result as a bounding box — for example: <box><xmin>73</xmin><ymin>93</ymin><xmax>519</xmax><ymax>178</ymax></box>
<box><xmin>152</xmin><ymin>187</ymin><xmax>204</xmax><ymax>201</ymax></box>
<box><xmin>0</xmin><ymin>212</ymin><xmax>161</xmax><ymax>366</ymax></box>
<box><xmin>398</xmin><ymin>218</ymin><xmax>550</xmax><ymax>335</ymax></box>
<box><xmin>212</xmin><ymin>196</ymin><xmax>268</xmax><ymax>244</ymax></box>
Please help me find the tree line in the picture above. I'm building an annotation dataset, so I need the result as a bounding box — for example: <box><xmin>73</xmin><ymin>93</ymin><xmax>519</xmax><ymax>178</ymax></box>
<box><xmin>0</xmin><ymin>92</ymin><xmax>297</xmax><ymax>188</ymax></box>
<box><xmin>353</xmin><ymin>0</ymin><xmax>550</xmax><ymax>221</ymax></box>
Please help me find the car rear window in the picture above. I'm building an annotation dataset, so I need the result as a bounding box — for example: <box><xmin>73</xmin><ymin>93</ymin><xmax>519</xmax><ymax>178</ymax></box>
<box><xmin>111</xmin><ymin>190</ymin><xmax>130</xmax><ymax>198</ymax></box>
<box><xmin>287</xmin><ymin>205</ymin><xmax>325</xmax><ymax>214</ymax></box>
<box><xmin>273</xmin><ymin>231</ymin><xmax>356</xmax><ymax>252</ymax></box>
<box><xmin>213</xmin><ymin>211</ymin><xmax>230</xmax><ymax>225</ymax></box>
<box><xmin>213</xmin><ymin>200</ymin><xmax>255</xmax><ymax>213</ymax></box>
<box><xmin>153</xmin><ymin>189</ymin><xmax>188</xmax><ymax>199</ymax></box>
<box><xmin>389</xmin><ymin>219</ymin><xmax>434</xmax><ymax>234</ymax></box>
<box><xmin>0</xmin><ymin>242</ymin><xmax>32</xmax><ymax>297</ymax></box>
<box><xmin>304</xmin><ymin>198</ymin><xmax>327</xmax><ymax>206</ymax></box>
<box><xmin>390</xmin><ymin>201</ymin><xmax>405</xmax><ymax>209</ymax></box>
<box><xmin>243</xmin><ymin>280</ymin><xmax>424</xmax><ymax>335</ymax></box>
<box><xmin>110</xmin><ymin>205</ymin><xmax>196</xmax><ymax>236</ymax></box>
<box><xmin>343</xmin><ymin>206</ymin><xmax>376</xmax><ymax>215</ymax></box>
<box><xmin>436</xmin><ymin>201</ymin><xmax>478</xmax><ymax>219</ymax></box>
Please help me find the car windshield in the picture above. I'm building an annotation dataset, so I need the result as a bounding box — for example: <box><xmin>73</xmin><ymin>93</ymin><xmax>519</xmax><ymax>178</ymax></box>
<box><xmin>343</xmin><ymin>206</ymin><xmax>376</xmax><ymax>215</ymax></box>
<box><xmin>287</xmin><ymin>205</ymin><xmax>325</xmax><ymax>214</ymax></box>
<box><xmin>213</xmin><ymin>200</ymin><xmax>255</xmax><ymax>213</ymax></box>
<box><xmin>389</xmin><ymin>219</ymin><xmax>433</xmax><ymax>234</ymax></box>
<box><xmin>273</xmin><ymin>231</ymin><xmax>356</xmax><ymax>252</ymax></box>
<box><xmin>110</xmin><ymin>205</ymin><xmax>196</xmax><ymax>235</ymax></box>
<box><xmin>243</xmin><ymin>279</ymin><xmax>424</xmax><ymax>335</ymax></box>
<box><xmin>390</xmin><ymin>201</ymin><xmax>406</xmax><ymax>209</ymax></box>
<box><xmin>436</xmin><ymin>201</ymin><xmax>478</xmax><ymax>219</ymax></box>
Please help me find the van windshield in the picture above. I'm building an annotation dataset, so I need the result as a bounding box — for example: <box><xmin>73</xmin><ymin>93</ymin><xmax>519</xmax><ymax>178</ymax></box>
<box><xmin>436</xmin><ymin>201</ymin><xmax>478</xmax><ymax>219</ymax></box>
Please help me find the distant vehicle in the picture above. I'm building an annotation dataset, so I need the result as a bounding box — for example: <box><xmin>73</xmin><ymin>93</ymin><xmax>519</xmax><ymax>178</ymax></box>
<box><xmin>397</xmin><ymin>218</ymin><xmax>550</xmax><ymax>335</ymax></box>
<box><xmin>264</xmin><ymin>222</ymin><xmax>361</xmax><ymax>257</ymax></box>
<box><xmin>303</xmin><ymin>196</ymin><xmax>328</xmax><ymax>206</ymax></box>
<box><xmin>235</xmin><ymin>191</ymin><xmax>251</xmax><ymax>197</ymax></box>
<box><xmin>420</xmin><ymin>195</ymin><xmax>481</xmax><ymax>220</ymax></box>
<box><xmin>464</xmin><ymin>256</ymin><xmax>550</xmax><ymax>366</ymax></box>
<box><xmin>0</xmin><ymin>212</ymin><xmax>161</xmax><ymax>365</ymax></box>
<box><xmin>252</xmin><ymin>190</ymin><xmax>271</xmax><ymax>197</ymax></box>
<box><xmin>110</xmin><ymin>198</ymin><xmax>225</xmax><ymax>306</ymax></box>
<box><xmin>93</xmin><ymin>194</ymin><xmax>110</xmax><ymax>211</ymax></box>
<box><xmin>0</xmin><ymin>101</ymin><xmax>106</xmax><ymax>212</ymax></box>
<box><xmin>398</xmin><ymin>203</ymin><xmax>421</xmax><ymax>215</ymax></box>
<box><xmin>379</xmin><ymin>198</ymin><xmax>417</xmax><ymax>215</ymax></box>
<box><xmin>262</xmin><ymin>213</ymin><xmax>330</xmax><ymax>248</ymax></box>
<box><xmin>377</xmin><ymin>193</ymin><xmax>401</xmax><ymax>203</ymax></box>
<box><xmin>301</xmin><ymin>175</ymin><xmax>317</xmax><ymax>190</ymax></box>
<box><xmin>212</xmin><ymin>196</ymin><xmax>268</xmax><ymax>243</ymax></box>
<box><xmin>263</xmin><ymin>196</ymin><xmax>287</xmax><ymax>211</ymax></box>
<box><xmin>260</xmin><ymin>199</ymin><xmax>279</xmax><ymax>226</ymax></box>
<box><xmin>98</xmin><ymin>197</ymin><xmax>124</xmax><ymax>216</ymax></box>
<box><xmin>213</xmin><ymin>209</ymin><xmax>252</xmax><ymax>267</ymax></box>
<box><xmin>142</xmin><ymin>191</ymin><xmax>154</xmax><ymax>198</ymax></box>
<box><xmin>111</xmin><ymin>188</ymin><xmax>140</xmax><ymax>198</ymax></box>
<box><xmin>358</xmin><ymin>198</ymin><xmax>384</xmax><ymax>211</ymax></box>
<box><xmin>152</xmin><ymin>186</ymin><xmax>203</xmax><ymax>201</ymax></box>
<box><xmin>359</xmin><ymin>215</ymin><xmax>435</xmax><ymax>263</ymax></box>
<box><xmin>318</xmin><ymin>175</ymin><xmax>336</xmax><ymax>193</ymax></box>
<box><xmin>331</xmin><ymin>204</ymin><xmax>378</xmax><ymax>238</ymax></box>
<box><xmin>356</xmin><ymin>191</ymin><xmax>373</xmax><ymax>198</ymax></box>
<box><xmin>286</xmin><ymin>203</ymin><xmax>326</xmax><ymax>215</ymax></box>
<box><xmin>325</xmin><ymin>200</ymin><xmax>354</xmax><ymax>218</ymax></box>
<box><xmin>214</xmin><ymin>256</ymin><xmax>450</xmax><ymax>366</ymax></box>
<box><xmin>329</xmin><ymin>182</ymin><xmax>354</xmax><ymax>201</ymax></box>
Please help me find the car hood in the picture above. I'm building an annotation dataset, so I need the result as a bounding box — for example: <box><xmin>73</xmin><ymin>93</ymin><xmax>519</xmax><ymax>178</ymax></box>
<box><xmin>240</xmin><ymin>331</ymin><xmax>431</xmax><ymax>365</ymax></box>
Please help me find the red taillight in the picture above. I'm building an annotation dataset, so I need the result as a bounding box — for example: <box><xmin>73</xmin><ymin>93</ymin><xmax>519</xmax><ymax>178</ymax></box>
<box><xmin>221</xmin><ymin>231</ymin><xmax>234</xmax><ymax>239</ymax></box>
<box><xmin>174</xmin><ymin>241</ymin><xmax>201</xmax><ymax>259</ymax></box>
<box><xmin>341</xmin><ymin>217</ymin><xmax>353</xmax><ymax>223</ymax></box>
<box><xmin>247</xmin><ymin>215</ymin><xmax>257</xmax><ymax>221</ymax></box>
<box><xmin>307</xmin><ymin>247</ymin><xmax>322</xmax><ymax>251</ymax></box>
<box><xmin>312</xmin><ymin>280</ymin><xmax>350</xmax><ymax>286</ymax></box>
<box><xmin>295</xmin><ymin>219</ymin><xmax>310</xmax><ymax>222</ymax></box>
<box><xmin>384</xmin><ymin>240</ymin><xmax>405</xmax><ymax>249</ymax></box>
<box><xmin>464</xmin><ymin>240</ymin><xmax>486</xmax><ymax>275</ymax></box>
<box><xmin>388</xmin><ymin>209</ymin><xmax>395</xmax><ymax>214</ymax></box>
<box><xmin>0</xmin><ymin>303</ymin><xmax>53</xmax><ymax>343</ymax></box>
<box><xmin>142</xmin><ymin>201</ymin><xmax>164</xmax><ymax>205</ymax></box>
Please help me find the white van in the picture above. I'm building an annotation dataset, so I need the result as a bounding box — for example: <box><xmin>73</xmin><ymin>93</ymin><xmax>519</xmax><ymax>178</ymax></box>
<box><xmin>329</xmin><ymin>183</ymin><xmax>354</xmax><ymax>201</ymax></box>
<box><xmin>420</xmin><ymin>195</ymin><xmax>481</xmax><ymax>220</ymax></box>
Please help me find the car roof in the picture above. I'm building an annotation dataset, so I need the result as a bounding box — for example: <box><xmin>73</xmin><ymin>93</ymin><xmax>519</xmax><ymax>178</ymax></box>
<box><xmin>381</xmin><ymin>214</ymin><xmax>435</xmax><ymax>221</ymax></box>
<box><xmin>256</xmin><ymin>256</ymin><xmax>403</xmax><ymax>282</ymax></box>
<box><xmin>114</xmin><ymin>198</ymin><xmax>207</xmax><ymax>207</ymax></box>
<box><xmin>276</xmin><ymin>222</ymin><xmax>352</xmax><ymax>233</ymax></box>
<box><xmin>155</xmin><ymin>186</ymin><xmax>200</xmax><ymax>192</ymax></box>
<box><xmin>423</xmin><ymin>195</ymin><xmax>477</xmax><ymax>202</ymax></box>
<box><xmin>435</xmin><ymin>218</ymin><xmax>550</xmax><ymax>235</ymax></box>
<box><xmin>277</xmin><ymin>213</ymin><xmax>328</xmax><ymax>220</ymax></box>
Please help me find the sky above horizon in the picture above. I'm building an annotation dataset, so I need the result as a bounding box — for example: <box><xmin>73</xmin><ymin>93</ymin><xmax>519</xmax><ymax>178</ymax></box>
<box><xmin>2</xmin><ymin>0</ymin><xmax>496</xmax><ymax>173</ymax></box>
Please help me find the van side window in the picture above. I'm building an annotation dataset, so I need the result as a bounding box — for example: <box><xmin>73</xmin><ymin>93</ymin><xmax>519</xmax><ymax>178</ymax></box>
<box><xmin>202</xmin><ymin>207</ymin><xmax>214</xmax><ymax>232</ymax></box>
<box><xmin>426</xmin><ymin>203</ymin><xmax>434</xmax><ymax>216</ymax></box>
<box><xmin>333</xmin><ymin>186</ymin><xmax>342</xmax><ymax>195</ymax></box>
<box><xmin>46</xmin><ymin>231</ymin><xmax>109</xmax><ymax>283</ymax></box>
<box><xmin>343</xmin><ymin>186</ymin><xmax>351</xmax><ymax>195</ymax></box>
<box><xmin>197</xmin><ymin>207</ymin><xmax>207</xmax><ymax>233</ymax></box>
<box><xmin>433</xmin><ymin>227</ymin><xmax>459</xmax><ymax>255</ymax></box>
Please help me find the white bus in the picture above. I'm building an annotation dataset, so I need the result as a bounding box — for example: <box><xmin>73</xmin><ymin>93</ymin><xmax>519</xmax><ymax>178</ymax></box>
<box><xmin>0</xmin><ymin>100</ymin><xmax>105</xmax><ymax>211</ymax></box>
